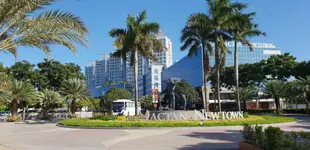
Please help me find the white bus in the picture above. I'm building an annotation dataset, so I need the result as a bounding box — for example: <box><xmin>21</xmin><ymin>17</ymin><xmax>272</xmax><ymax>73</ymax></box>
<box><xmin>112</xmin><ymin>99</ymin><xmax>140</xmax><ymax>116</ymax></box>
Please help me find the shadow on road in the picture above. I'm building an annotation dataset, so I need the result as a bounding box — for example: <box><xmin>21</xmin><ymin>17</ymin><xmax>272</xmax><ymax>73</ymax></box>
<box><xmin>179</xmin><ymin>130</ymin><xmax>241</xmax><ymax>150</ymax></box>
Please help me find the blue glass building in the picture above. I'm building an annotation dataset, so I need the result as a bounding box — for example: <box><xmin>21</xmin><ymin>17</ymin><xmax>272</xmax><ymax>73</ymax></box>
<box><xmin>162</xmin><ymin>42</ymin><xmax>281</xmax><ymax>89</ymax></box>
<box><xmin>210</xmin><ymin>42</ymin><xmax>281</xmax><ymax>66</ymax></box>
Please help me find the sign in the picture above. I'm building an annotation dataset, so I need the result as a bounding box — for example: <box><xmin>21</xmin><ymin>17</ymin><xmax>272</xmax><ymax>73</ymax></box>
<box><xmin>140</xmin><ymin>110</ymin><xmax>244</xmax><ymax>121</ymax></box>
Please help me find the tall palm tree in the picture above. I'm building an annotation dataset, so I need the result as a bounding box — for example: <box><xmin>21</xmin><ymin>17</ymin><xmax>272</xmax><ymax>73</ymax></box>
<box><xmin>296</xmin><ymin>76</ymin><xmax>310</xmax><ymax>111</ymax></box>
<box><xmin>0</xmin><ymin>79</ymin><xmax>40</xmax><ymax>116</ymax></box>
<box><xmin>59</xmin><ymin>78</ymin><xmax>89</xmax><ymax>114</ymax></box>
<box><xmin>181</xmin><ymin>13</ymin><xmax>214</xmax><ymax>111</ymax></box>
<box><xmin>228</xmin><ymin>8</ymin><xmax>266</xmax><ymax>111</ymax></box>
<box><xmin>263</xmin><ymin>80</ymin><xmax>287</xmax><ymax>114</ymax></box>
<box><xmin>109</xmin><ymin>10</ymin><xmax>166</xmax><ymax>116</ymax></box>
<box><xmin>0</xmin><ymin>0</ymin><xmax>88</xmax><ymax>57</ymax></box>
<box><xmin>41</xmin><ymin>89</ymin><xmax>63</xmax><ymax>119</ymax></box>
<box><xmin>205</xmin><ymin>0</ymin><xmax>244</xmax><ymax>111</ymax></box>
<box><xmin>239</xmin><ymin>85</ymin><xmax>257</xmax><ymax>112</ymax></box>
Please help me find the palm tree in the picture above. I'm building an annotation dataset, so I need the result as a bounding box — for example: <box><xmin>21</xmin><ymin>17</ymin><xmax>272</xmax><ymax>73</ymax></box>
<box><xmin>0</xmin><ymin>0</ymin><xmax>88</xmax><ymax>57</ymax></box>
<box><xmin>41</xmin><ymin>89</ymin><xmax>63</xmax><ymax>119</ymax></box>
<box><xmin>59</xmin><ymin>78</ymin><xmax>89</xmax><ymax>114</ymax></box>
<box><xmin>108</xmin><ymin>10</ymin><xmax>166</xmax><ymax>116</ymax></box>
<box><xmin>239</xmin><ymin>85</ymin><xmax>257</xmax><ymax>112</ymax></box>
<box><xmin>228</xmin><ymin>7</ymin><xmax>266</xmax><ymax>112</ymax></box>
<box><xmin>296</xmin><ymin>76</ymin><xmax>310</xmax><ymax>111</ymax></box>
<box><xmin>263</xmin><ymin>80</ymin><xmax>287</xmax><ymax>114</ymax></box>
<box><xmin>181</xmin><ymin>13</ymin><xmax>214</xmax><ymax>111</ymax></box>
<box><xmin>205</xmin><ymin>0</ymin><xmax>245</xmax><ymax>111</ymax></box>
<box><xmin>0</xmin><ymin>79</ymin><xmax>40</xmax><ymax>116</ymax></box>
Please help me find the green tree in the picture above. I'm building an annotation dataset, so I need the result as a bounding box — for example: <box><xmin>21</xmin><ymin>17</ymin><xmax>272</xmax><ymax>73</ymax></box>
<box><xmin>175</xmin><ymin>81</ymin><xmax>200</xmax><ymax>104</ymax></box>
<box><xmin>264</xmin><ymin>53</ymin><xmax>297</xmax><ymax>80</ymax></box>
<box><xmin>181</xmin><ymin>13</ymin><xmax>213</xmax><ymax>111</ymax></box>
<box><xmin>239</xmin><ymin>85</ymin><xmax>257</xmax><ymax>111</ymax></box>
<box><xmin>228</xmin><ymin>7</ymin><xmax>266</xmax><ymax>111</ymax></box>
<box><xmin>59</xmin><ymin>78</ymin><xmax>89</xmax><ymax>114</ymax></box>
<box><xmin>139</xmin><ymin>95</ymin><xmax>153</xmax><ymax>111</ymax></box>
<box><xmin>0</xmin><ymin>0</ymin><xmax>87</xmax><ymax>57</ymax></box>
<box><xmin>109</xmin><ymin>10</ymin><xmax>166</xmax><ymax>116</ymax></box>
<box><xmin>100</xmin><ymin>88</ymin><xmax>132</xmax><ymax>113</ymax></box>
<box><xmin>0</xmin><ymin>79</ymin><xmax>40</xmax><ymax>116</ymax></box>
<box><xmin>38</xmin><ymin>59</ymin><xmax>84</xmax><ymax>90</ymax></box>
<box><xmin>263</xmin><ymin>80</ymin><xmax>287</xmax><ymax>114</ymax></box>
<box><xmin>7</xmin><ymin>60</ymin><xmax>35</xmax><ymax>81</ymax></box>
<box><xmin>296</xmin><ymin>76</ymin><xmax>310</xmax><ymax>111</ymax></box>
<box><xmin>204</xmin><ymin>0</ymin><xmax>246</xmax><ymax>112</ymax></box>
<box><xmin>294</xmin><ymin>61</ymin><xmax>310</xmax><ymax>79</ymax></box>
<box><xmin>40</xmin><ymin>89</ymin><xmax>63</xmax><ymax>119</ymax></box>
<box><xmin>76</xmin><ymin>98</ymin><xmax>100</xmax><ymax>111</ymax></box>
<box><xmin>284</xmin><ymin>81</ymin><xmax>304</xmax><ymax>109</ymax></box>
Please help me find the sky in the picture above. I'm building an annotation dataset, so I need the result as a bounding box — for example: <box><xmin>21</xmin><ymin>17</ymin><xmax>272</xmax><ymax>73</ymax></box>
<box><xmin>1</xmin><ymin>0</ymin><xmax>310</xmax><ymax>70</ymax></box>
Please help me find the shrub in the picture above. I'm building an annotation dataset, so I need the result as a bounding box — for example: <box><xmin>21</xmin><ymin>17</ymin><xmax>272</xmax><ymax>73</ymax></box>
<box><xmin>68</xmin><ymin>114</ymin><xmax>80</xmax><ymax>118</ymax></box>
<box><xmin>247</xmin><ymin>109</ymin><xmax>275</xmax><ymax>114</ymax></box>
<box><xmin>264</xmin><ymin>126</ymin><xmax>283</xmax><ymax>150</ymax></box>
<box><xmin>59</xmin><ymin>115</ymin><xmax>295</xmax><ymax>128</ymax></box>
<box><xmin>242</xmin><ymin>124</ymin><xmax>255</xmax><ymax>144</ymax></box>
<box><xmin>91</xmin><ymin>113</ymin><xmax>117</xmax><ymax>121</ymax></box>
<box><xmin>7</xmin><ymin>116</ymin><xmax>21</xmax><ymax>122</ymax></box>
<box><xmin>243</xmin><ymin>112</ymin><xmax>249</xmax><ymax>118</ymax></box>
<box><xmin>242</xmin><ymin>124</ymin><xmax>310</xmax><ymax>150</ymax></box>
<box><xmin>282</xmin><ymin>108</ymin><xmax>308</xmax><ymax>114</ymax></box>
<box><xmin>254</xmin><ymin>125</ymin><xmax>264</xmax><ymax>148</ymax></box>
<box><xmin>116</xmin><ymin>116</ymin><xmax>126</xmax><ymax>121</ymax></box>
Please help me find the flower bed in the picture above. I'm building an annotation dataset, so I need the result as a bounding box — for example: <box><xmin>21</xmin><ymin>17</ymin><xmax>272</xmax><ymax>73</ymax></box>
<box><xmin>58</xmin><ymin>115</ymin><xmax>295</xmax><ymax>128</ymax></box>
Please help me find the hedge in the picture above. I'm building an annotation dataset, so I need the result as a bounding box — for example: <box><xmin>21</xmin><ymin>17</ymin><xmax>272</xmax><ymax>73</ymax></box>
<box><xmin>58</xmin><ymin>115</ymin><xmax>296</xmax><ymax>128</ymax></box>
<box><xmin>247</xmin><ymin>109</ymin><xmax>309</xmax><ymax>114</ymax></box>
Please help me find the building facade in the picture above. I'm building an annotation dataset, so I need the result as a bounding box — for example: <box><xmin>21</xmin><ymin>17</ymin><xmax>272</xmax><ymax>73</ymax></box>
<box><xmin>85</xmin><ymin>62</ymin><xmax>96</xmax><ymax>89</ymax></box>
<box><xmin>85</xmin><ymin>31</ymin><xmax>172</xmax><ymax>98</ymax></box>
<box><xmin>162</xmin><ymin>42</ymin><xmax>281</xmax><ymax>89</ymax></box>
<box><xmin>210</xmin><ymin>42</ymin><xmax>281</xmax><ymax>66</ymax></box>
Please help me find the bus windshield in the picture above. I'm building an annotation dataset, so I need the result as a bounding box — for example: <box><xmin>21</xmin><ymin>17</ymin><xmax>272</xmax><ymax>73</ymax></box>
<box><xmin>112</xmin><ymin>102</ymin><xmax>124</xmax><ymax>112</ymax></box>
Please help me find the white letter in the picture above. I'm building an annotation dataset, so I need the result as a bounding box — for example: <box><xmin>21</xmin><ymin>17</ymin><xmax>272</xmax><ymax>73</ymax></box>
<box><xmin>150</xmin><ymin>113</ymin><xmax>157</xmax><ymax>120</ymax></box>
<box><xmin>179</xmin><ymin>112</ymin><xmax>187</xmax><ymax>120</ymax></box>
<box><xmin>210</xmin><ymin>112</ymin><xmax>220</xmax><ymax>120</ymax></box>
<box><xmin>238</xmin><ymin>111</ymin><xmax>244</xmax><ymax>119</ymax></box>
<box><xmin>222</xmin><ymin>112</ymin><xmax>226</xmax><ymax>120</ymax></box>
<box><xmin>226</xmin><ymin>112</ymin><xmax>232</xmax><ymax>120</ymax></box>
<box><xmin>195</xmin><ymin>110</ymin><xmax>205</xmax><ymax>120</ymax></box>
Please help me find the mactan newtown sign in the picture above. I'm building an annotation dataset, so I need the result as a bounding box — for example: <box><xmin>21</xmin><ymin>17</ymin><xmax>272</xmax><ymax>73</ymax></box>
<box><xmin>141</xmin><ymin>110</ymin><xmax>244</xmax><ymax>121</ymax></box>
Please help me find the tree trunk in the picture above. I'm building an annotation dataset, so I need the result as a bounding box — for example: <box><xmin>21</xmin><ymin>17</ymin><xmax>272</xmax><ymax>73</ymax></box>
<box><xmin>134</xmin><ymin>50</ymin><xmax>139</xmax><ymax>116</ymax></box>
<box><xmin>11</xmin><ymin>99</ymin><xmax>18</xmax><ymax>117</ymax></box>
<box><xmin>234</xmin><ymin>39</ymin><xmax>241</xmax><ymax>111</ymax></box>
<box><xmin>243</xmin><ymin>99</ymin><xmax>247</xmax><ymax>112</ymax></box>
<box><xmin>256</xmin><ymin>84</ymin><xmax>260</xmax><ymax>109</ymax></box>
<box><xmin>215</xmin><ymin>35</ymin><xmax>221</xmax><ymax>112</ymax></box>
<box><xmin>71</xmin><ymin>99</ymin><xmax>76</xmax><ymax>114</ymax></box>
<box><xmin>201</xmin><ymin>44</ymin><xmax>209</xmax><ymax>112</ymax></box>
<box><xmin>275</xmin><ymin>97</ymin><xmax>280</xmax><ymax>114</ymax></box>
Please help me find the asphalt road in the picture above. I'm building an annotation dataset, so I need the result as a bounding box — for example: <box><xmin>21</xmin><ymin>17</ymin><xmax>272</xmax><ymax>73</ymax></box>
<box><xmin>0</xmin><ymin>115</ymin><xmax>309</xmax><ymax>150</ymax></box>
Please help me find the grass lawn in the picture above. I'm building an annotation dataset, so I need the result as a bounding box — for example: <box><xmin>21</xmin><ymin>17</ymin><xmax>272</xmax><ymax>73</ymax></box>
<box><xmin>58</xmin><ymin>115</ymin><xmax>296</xmax><ymax>128</ymax></box>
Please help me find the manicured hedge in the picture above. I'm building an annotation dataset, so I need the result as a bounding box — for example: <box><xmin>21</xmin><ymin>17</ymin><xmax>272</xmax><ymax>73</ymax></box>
<box><xmin>247</xmin><ymin>109</ymin><xmax>309</xmax><ymax>114</ymax></box>
<box><xmin>282</xmin><ymin>108</ymin><xmax>308</xmax><ymax>114</ymax></box>
<box><xmin>58</xmin><ymin>115</ymin><xmax>295</xmax><ymax>128</ymax></box>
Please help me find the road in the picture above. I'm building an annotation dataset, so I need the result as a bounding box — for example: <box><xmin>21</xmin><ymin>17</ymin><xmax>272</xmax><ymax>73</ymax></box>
<box><xmin>0</xmin><ymin>115</ymin><xmax>309</xmax><ymax>150</ymax></box>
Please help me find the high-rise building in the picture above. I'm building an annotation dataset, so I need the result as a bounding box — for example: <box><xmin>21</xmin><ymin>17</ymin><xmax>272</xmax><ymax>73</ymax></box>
<box><xmin>85</xmin><ymin>62</ymin><xmax>96</xmax><ymax>89</ymax></box>
<box><xmin>94</xmin><ymin>54</ymin><xmax>109</xmax><ymax>87</ymax></box>
<box><xmin>210</xmin><ymin>42</ymin><xmax>281</xmax><ymax>66</ymax></box>
<box><xmin>149</xmin><ymin>31</ymin><xmax>173</xmax><ymax>69</ymax></box>
<box><xmin>107</xmin><ymin>52</ymin><xmax>126</xmax><ymax>84</ymax></box>
<box><xmin>162</xmin><ymin>42</ymin><xmax>282</xmax><ymax>89</ymax></box>
<box><xmin>85</xmin><ymin>30</ymin><xmax>172</xmax><ymax>97</ymax></box>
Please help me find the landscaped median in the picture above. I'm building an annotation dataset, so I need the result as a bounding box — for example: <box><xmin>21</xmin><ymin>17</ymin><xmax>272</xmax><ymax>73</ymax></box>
<box><xmin>58</xmin><ymin>115</ymin><xmax>296</xmax><ymax>128</ymax></box>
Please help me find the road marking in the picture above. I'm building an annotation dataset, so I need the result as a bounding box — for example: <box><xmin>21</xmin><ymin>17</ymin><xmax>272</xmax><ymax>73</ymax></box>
<box><xmin>101</xmin><ymin>130</ymin><xmax>171</xmax><ymax>147</ymax></box>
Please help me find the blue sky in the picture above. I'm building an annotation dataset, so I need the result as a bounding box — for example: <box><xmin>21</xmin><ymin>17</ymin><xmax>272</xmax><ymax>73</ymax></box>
<box><xmin>1</xmin><ymin>0</ymin><xmax>310</xmax><ymax>69</ymax></box>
